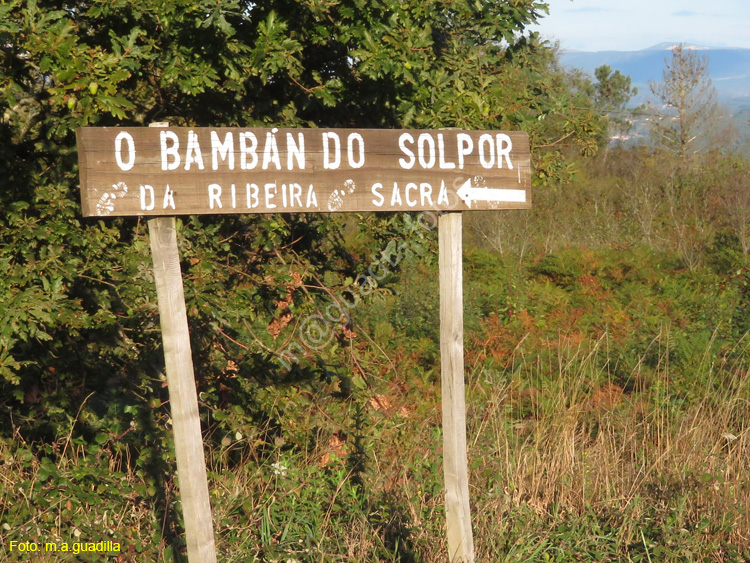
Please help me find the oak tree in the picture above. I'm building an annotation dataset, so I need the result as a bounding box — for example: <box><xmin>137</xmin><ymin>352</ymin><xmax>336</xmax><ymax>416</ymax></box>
<box><xmin>0</xmin><ymin>0</ymin><xmax>606</xmax><ymax>489</ymax></box>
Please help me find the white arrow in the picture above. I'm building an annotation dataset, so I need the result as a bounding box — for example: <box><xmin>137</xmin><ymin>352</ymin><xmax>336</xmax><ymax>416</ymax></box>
<box><xmin>456</xmin><ymin>178</ymin><xmax>526</xmax><ymax>207</ymax></box>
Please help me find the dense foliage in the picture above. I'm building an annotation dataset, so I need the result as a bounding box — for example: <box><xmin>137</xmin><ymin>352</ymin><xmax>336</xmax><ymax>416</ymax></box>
<box><xmin>0</xmin><ymin>0</ymin><xmax>605</xmax><ymax>448</ymax></box>
<box><xmin>1</xmin><ymin>1</ymin><xmax>747</xmax><ymax>562</ymax></box>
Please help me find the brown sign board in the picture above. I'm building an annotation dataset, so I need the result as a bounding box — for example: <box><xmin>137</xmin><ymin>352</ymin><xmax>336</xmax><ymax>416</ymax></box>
<box><xmin>76</xmin><ymin>127</ymin><xmax>531</xmax><ymax>217</ymax></box>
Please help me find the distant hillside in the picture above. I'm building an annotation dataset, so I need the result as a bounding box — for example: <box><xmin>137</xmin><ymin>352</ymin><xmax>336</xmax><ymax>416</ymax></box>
<box><xmin>560</xmin><ymin>43</ymin><xmax>750</xmax><ymax>104</ymax></box>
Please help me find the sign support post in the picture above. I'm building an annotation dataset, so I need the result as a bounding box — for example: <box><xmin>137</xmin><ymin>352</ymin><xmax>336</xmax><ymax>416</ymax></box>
<box><xmin>439</xmin><ymin>211</ymin><xmax>474</xmax><ymax>562</ymax></box>
<box><xmin>148</xmin><ymin>215</ymin><xmax>218</xmax><ymax>563</ymax></box>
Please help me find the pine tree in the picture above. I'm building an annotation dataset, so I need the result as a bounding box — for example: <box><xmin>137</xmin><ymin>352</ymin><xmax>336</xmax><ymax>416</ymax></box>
<box><xmin>648</xmin><ymin>44</ymin><xmax>727</xmax><ymax>162</ymax></box>
<box><xmin>594</xmin><ymin>65</ymin><xmax>638</xmax><ymax>141</ymax></box>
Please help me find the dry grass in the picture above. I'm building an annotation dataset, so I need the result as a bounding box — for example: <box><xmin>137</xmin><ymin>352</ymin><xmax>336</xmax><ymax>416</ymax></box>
<box><xmin>467</xmin><ymin>331</ymin><xmax>750</xmax><ymax>560</ymax></box>
<box><xmin>1</xmin><ymin>329</ymin><xmax>747</xmax><ymax>561</ymax></box>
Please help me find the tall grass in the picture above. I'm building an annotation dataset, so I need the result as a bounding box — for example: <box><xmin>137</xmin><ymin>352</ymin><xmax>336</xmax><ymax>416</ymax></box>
<box><xmin>469</xmin><ymin>330</ymin><xmax>750</xmax><ymax>561</ymax></box>
<box><xmin>1</xmin><ymin>331</ymin><xmax>747</xmax><ymax>561</ymax></box>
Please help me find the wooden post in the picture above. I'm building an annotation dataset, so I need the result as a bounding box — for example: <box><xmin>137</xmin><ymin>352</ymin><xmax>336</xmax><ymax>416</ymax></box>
<box><xmin>146</xmin><ymin>120</ymin><xmax>216</xmax><ymax>562</ymax></box>
<box><xmin>439</xmin><ymin>211</ymin><xmax>475</xmax><ymax>562</ymax></box>
<box><xmin>149</xmin><ymin>216</ymin><xmax>217</xmax><ymax>563</ymax></box>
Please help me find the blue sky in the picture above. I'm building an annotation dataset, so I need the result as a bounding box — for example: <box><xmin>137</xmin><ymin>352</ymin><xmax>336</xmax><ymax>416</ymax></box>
<box><xmin>531</xmin><ymin>0</ymin><xmax>750</xmax><ymax>51</ymax></box>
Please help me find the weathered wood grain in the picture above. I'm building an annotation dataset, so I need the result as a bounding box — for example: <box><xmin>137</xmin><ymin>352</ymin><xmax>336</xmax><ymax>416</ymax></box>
<box><xmin>439</xmin><ymin>212</ymin><xmax>475</xmax><ymax>562</ymax></box>
<box><xmin>76</xmin><ymin>127</ymin><xmax>531</xmax><ymax>216</ymax></box>
<box><xmin>148</xmin><ymin>217</ymin><xmax>217</xmax><ymax>561</ymax></box>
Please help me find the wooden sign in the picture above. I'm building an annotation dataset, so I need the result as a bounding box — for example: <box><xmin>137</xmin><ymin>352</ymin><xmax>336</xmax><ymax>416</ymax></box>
<box><xmin>76</xmin><ymin>124</ymin><xmax>532</xmax><ymax>563</ymax></box>
<box><xmin>76</xmin><ymin>127</ymin><xmax>531</xmax><ymax>217</ymax></box>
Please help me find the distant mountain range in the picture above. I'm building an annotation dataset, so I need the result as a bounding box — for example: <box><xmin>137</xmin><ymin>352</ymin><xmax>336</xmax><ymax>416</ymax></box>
<box><xmin>559</xmin><ymin>43</ymin><xmax>750</xmax><ymax>108</ymax></box>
